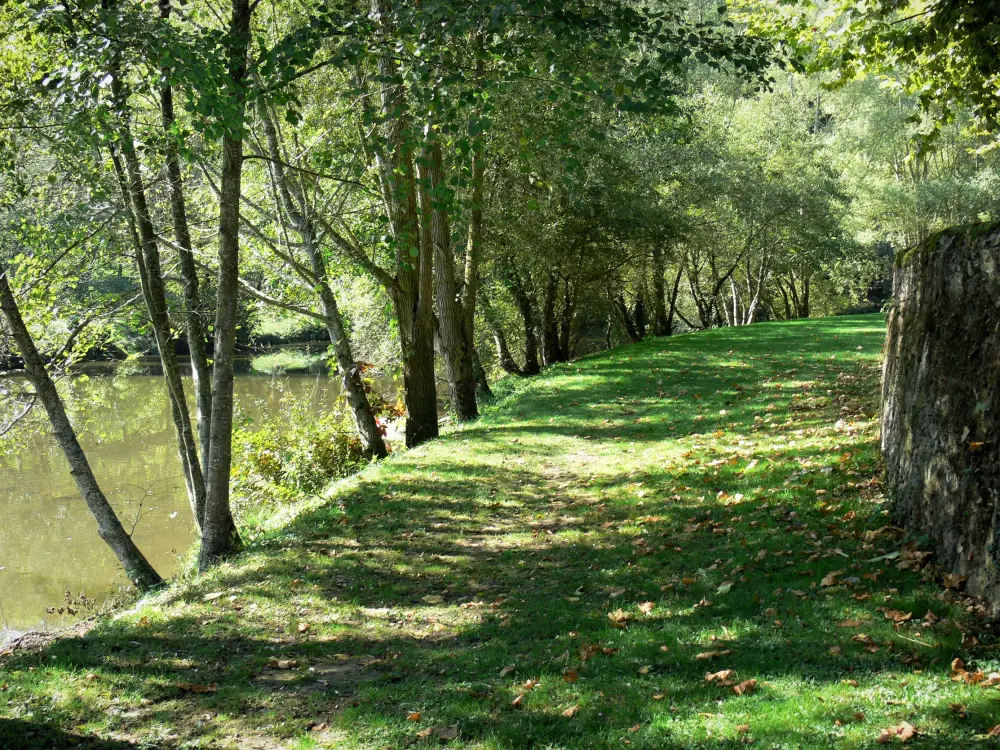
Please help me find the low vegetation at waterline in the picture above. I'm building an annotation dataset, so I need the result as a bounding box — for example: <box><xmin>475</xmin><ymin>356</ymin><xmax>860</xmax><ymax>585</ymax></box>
<box><xmin>4</xmin><ymin>316</ymin><xmax>999</xmax><ymax>749</ymax></box>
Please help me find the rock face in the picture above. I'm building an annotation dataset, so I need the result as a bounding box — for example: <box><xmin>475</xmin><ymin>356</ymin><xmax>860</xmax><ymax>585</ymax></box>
<box><xmin>882</xmin><ymin>222</ymin><xmax>1000</xmax><ymax>609</ymax></box>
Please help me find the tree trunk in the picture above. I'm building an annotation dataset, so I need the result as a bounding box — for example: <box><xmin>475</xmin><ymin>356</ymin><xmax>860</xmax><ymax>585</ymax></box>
<box><xmin>481</xmin><ymin>296</ymin><xmax>522</xmax><ymax>375</ymax></box>
<box><xmin>505</xmin><ymin>269</ymin><xmax>540</xmax><ymax>375</ymax></box>
<box><xmin>198</xmin><ymin>0</ymin><xmax>249</xmax><ymax>571</ymax></box>
<box><xmin>472</xmin><ymin>346</ymin><xmax>493</xmax><ymax>403</ymax></box>
<box><xmin>109</xmin><ymin>77</ymin><xmax>206</xmax><ymax>531</ymax></box>
<box><xmin>0</xmin><ymin>267</ymin><xmax>162</xmax><ymax>589</ymax></box>
<box><xmin>159</xmin><ymin>0</ymin><xmax>213</xmax><ymax>493</ymax></box>
<box><xmin>425</xmin><ymin>139</ymin><xmax>477</xmax><ymax>421</ymax></box>
<box><xmin>882</xmin><ymin>224</ymin><xmax>1000</xmax><ymax>612</ymax></box>
<box><xmin>541</xmin><ymin>272</ymin><xmax>559</xmax><ymax>365</ymax></box>
<box><xmin>651</xmin><ymin>245</ymin><xmax>668</xmax><ymax>335</ymax></box>
<box><xmin>557</xmin><ymin>277</ymin><xmax>574</xmax><ymax>360</ymax></box>
<box><xmin>665</xmin><ymin>266</ymin><xmax>683</xmax><ymax>335</ymax></box>
<box><xmin>370</xmin><ymin>0</ymin><xmax>438</xmax><ymax>447</ymax></box>
<box><xmin>259</xmin><ymin>104</ymin><xmax>387</xmax><ymax>459</ymax></box>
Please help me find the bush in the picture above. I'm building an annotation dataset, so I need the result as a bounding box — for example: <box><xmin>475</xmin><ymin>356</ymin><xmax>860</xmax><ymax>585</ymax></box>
<box><xmin>231</xmin><ymin>399</ymin><xmax>367</xmax><ymax>519</ymax></box>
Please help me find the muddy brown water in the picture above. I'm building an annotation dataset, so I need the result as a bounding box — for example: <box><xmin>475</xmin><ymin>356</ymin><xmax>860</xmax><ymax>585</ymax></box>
<box><xmin>0</xmin><ymin>362</ymin><xmax>370</xmax><ymax>640</ymax></box>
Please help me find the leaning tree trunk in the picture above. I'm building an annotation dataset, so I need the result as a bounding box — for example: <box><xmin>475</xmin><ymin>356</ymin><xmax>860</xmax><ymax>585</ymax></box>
<box><xmin>259</xmin><ymin>103</ymin><xmax>387</xmax><ymax>459</ymax></box>
<box><xmin>0</xmin><ymin>267</ymin><xmax>162</xmax><ymax>589</ymax></box>
<box><xmin>882</xmin><ymin>222</ymin><xmax>1000</xmax><ymax>611</ymax></box>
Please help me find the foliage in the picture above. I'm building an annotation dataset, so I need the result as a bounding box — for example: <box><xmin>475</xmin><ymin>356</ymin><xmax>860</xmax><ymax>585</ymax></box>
<box><xmin>231</xmin><ymin>399</ymin><xmax>368</xmax><ymax>515</ymax></box>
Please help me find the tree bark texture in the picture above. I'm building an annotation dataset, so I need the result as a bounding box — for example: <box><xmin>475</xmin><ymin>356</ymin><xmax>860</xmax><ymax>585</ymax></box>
<box><xmin>882</xmin><ymin>223</ymin><xmax>1000</xmax><ymax>611</ymax></box>
<box><xmin>198</xmin><ymin>0</ymin><xmax>249</xmax><ymax>571</ymax></box>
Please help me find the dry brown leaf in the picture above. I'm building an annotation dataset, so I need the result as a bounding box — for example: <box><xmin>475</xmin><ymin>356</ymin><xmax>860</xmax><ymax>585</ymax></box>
<box><xmin>987</xmin><ymin>725</ymin><xmax>1000</xmax><ymax>737</ymax></box>
<box><xmin>696</xmin><ymin>649</ymin><xmax>732</xmax><ymax>660</ymax></box>
<box><xmin>949</xmin><ymin>703</ymin><xmax>968</xmax><ymax>719</ymax></box>
<box><xmin>821</xmin><ymin>570</ymin><xmax>842</xmax><ymax>587</ymax></box>
<box><xmin>884</xmin><ymin>610</ymin><xmax>912</xmax><ymax>624</ymax></box>
<box><xmin>297</xmin><ymin>622</ymin><xmax>311</xmax><ymax>633</ymax></box>
<box><xmin>652</xmin><ymin>693</ymin><xmax>665</xmax><ymax>701</ymax></box>
<box><xmin>736</xmin><ymin>724</ymin><xmax>751</xmax><ymax>734</ymax></box>
<box><xmin>829</xmin><ymin>646</ymin><xmax>842</xmax><ymax>656</ymax></box>
<box><xmin>638</xmin><ymin>601</ymin><xmax>655</xmax><ymax>614</ymax></box>
<box><xmin>267</xmin><ymin>658</ymin><xmax>299</xmax><ymax>670</ymax></box>
<box><xmin>562</xmin><ymin>668</ymin><xmax>579</xmax><ymax>683</ymax></box>
<box><xmin>523</xmin><ymin>679</ymin><xmax>539</xmax><ymax>691</ymax></box>
<box><xmin>943</xmin><ymin>573</ymin><xmax>967</xmax><ymax>590</ymax></box>
<box><xmin>838</xmin><ymin>619</ymin><xmax>862</xmax><ymax>628</ymax></box>
<box><xmin>733</xmin><ymin>679</ymin><xmax>758</xmax><ymax>696</ymax></box>
<box><xmin>407</xmin><ymin>712</ymin><xmax>422</xmax><ymax>722</ymax></box>
<box><xmin>608</xmin><ymin>609</ymin><xmax>632</xmax><ymax>628</ymax></box>
<box><xmin>876</xmin><ymin>721</ymin><xmax>916</xmax><ymax>744</ymax></box>
<box><xmin>510</xmin><ymin>694</ymin><xmax>524</xmax><ymax>708</ymax></box>
<box><xmin>415</xmin><ymin>727</ymin><xmax>434</xmax><ymax>739</ymax></box>
<box><xmin>705</xmin><ymin>669</ymin><xmax>736</xmax><ymax>685</ymax></box>
<box><xmin>562</xmin><ymin>704</ymin><xmax>580</xmax><ymax>717</ymax></box>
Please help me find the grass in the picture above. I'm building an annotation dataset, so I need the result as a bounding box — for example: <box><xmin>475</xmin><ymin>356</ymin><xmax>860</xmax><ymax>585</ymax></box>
<box><xmin>3</xmin><ymin>313</ymin><xmax>1000</xmax><ymax>749</ymax></box>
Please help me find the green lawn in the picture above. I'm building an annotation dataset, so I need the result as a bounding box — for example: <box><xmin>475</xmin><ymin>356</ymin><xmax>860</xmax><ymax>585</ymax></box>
<box><xmin>4</xmin><ymin>314</ymin><xmax>999</xmax><ymax>749</ymax></box>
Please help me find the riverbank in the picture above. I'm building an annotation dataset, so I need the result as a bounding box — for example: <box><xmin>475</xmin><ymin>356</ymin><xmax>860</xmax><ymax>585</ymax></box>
<box><xmin>3</xmin><ymin>314</ymin><xmax>999</xmax><ymax>749</ymax></box>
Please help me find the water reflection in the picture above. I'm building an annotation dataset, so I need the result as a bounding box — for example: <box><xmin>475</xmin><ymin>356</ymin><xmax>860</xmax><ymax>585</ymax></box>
<box><xmin>0</xmin><ymin>362</ymin><xmax>347</xmax><ymax>638</ymax></box>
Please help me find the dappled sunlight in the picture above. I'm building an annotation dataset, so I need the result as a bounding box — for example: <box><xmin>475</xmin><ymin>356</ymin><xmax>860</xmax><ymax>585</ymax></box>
<box><xmin>5</xmin><ymin>316</ymin><xmax>998</xmax><ymax>748</ymax></box>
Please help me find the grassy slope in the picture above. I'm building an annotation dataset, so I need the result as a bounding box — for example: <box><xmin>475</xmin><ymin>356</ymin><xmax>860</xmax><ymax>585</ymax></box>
<box><xmin>3</xmin><ymin>314</ymin><xmax>999</xmax><ymax>749</ymax></box>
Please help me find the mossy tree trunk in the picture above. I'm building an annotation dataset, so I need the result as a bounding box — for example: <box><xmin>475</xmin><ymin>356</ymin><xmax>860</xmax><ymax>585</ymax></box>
<box><xmin>882</xmin><ymin>222</ymin><xmax>1000</xmax><ymax>609</ymax></box>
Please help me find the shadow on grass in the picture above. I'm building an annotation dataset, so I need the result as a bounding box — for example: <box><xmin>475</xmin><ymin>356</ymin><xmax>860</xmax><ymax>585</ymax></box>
<box><xmin>6</xmin><ymin>314</ymin><xmax>996</xmax><ymax>748</ymax></box>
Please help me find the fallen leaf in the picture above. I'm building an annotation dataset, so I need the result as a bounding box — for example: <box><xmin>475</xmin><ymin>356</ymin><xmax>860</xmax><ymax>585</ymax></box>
<box><xmin>829</xmin><ymin>646</ymin><xmax>842</xmax><ymax>656</ymax></box>
<box><xmin>736</xmin><ymin>724</ymin><xmax>751</xmax><ymax>734</ymax></box>
<box><xmin>407</xmin><ymin>711</ymin><xmax>422</xmax><ymax>722</ymax></box>
<box><xmin>637</xmin><ymin>665</ymin><xmax>651</xmax><ymax>675</ymax></box>
<box><xmin>297</xmin><ymin>622</ymin><xmax>311</xmax><ymax>633</ymax></box>
<box><xmin>988</xmin><ymin>725</ymin><xmax>1000</xmax><ymax>737</ymax></box>
<box><xmin>943</xmin><ymin>573</ymin><xmax>967</xmax><ymax>590</ymax></box>
<box><xmin>522</xmin><ymin>679</ymin><xmax>539</xmax><ymax>691</ymax></box>
<box><xmin>876</xmin><ymin>721</ymin><xmax>916</xmax><ymax>744</ymax></box>
<box><xmin>415</xmin><ymin>727</ymin><xmax>434</xmax><ymax>739</ymax></box>
<box><xmin>608</xmin><ymin>609</ymin><xmax>632</xmax><ymax>629</ymax></box>
<box><xmin>562</xmin><ymin>704</ymin><xmax>580</xmax><ymax>717</ymax></box>
<box><xmin>949</xmin><ymin>703</ymin><xmax>968</xmax><ymax>719</ymax></box>
<box><xmin>266</xmin><ymin>658</ymin><xmax>299</xmax><ymax>670</ymax></box>
<box><xmin>510</xmin><ymin>694</ymin><xmax>524</xmax><ymax>708</ymax></box>
<box><xmin>499</xmin><ymin>665</ymin><xmax>516</xmax><ymax>678</ymax></box>
<box><xmin>838</xmin><ymin>620</ymin><xmax>862</xmax><ymax>628</ymax></box>
<box><xmin>696</xmin><ymin>650</ymin><xmax>732</xmax><ymax>661</ymax></box>
<box><xmin>562</xmin><ymin>668</ymin><xmax>579</xmax><ymax>683</ymax></box>
<box><xmin>821</xmin><ymin>571</ymin><xmax>842</xmax><ymax>587</ymax></box>
<box><xmin>202</xmin><ymin>592</ymin><xmax>224</xmax><ymax>602</ymax></box>
<box><xmin>627</xmin><ymin>723</ymin><xmax>642</xmax><ymax>732</ymax></box>
<box><xmin>705</xmin><ymin>669</ymin><xmax>736</xmax><ymax>684</ymax></box>
<box><xmin>732</xmin><ymin>679</ymin><xmax>757</xmax><ymax>696</ymax></box>
<box><xmin>638</xmin><ymin>601</ymin><xmax>655</xmax><ymax>614</ymax></box>
<box><xmin>652</xmin><ymin>693</ymin><xmax>665</xmax><ymax>701</ymax></box>
<box><xmin>884</xmin><ymin>610</ymin><xmax>913</xmax><ymax>624</ymax></box>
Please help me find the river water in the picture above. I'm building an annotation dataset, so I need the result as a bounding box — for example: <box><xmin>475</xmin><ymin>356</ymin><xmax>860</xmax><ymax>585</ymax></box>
<box><xmin>0</xmin><ymin>363</ymin><xmax>350</xmax><ymax>640</ymax></box>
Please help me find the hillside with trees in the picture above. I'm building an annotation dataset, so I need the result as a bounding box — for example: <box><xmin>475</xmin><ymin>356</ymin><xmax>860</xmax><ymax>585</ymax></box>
<box><xmin>2</xmin><ymin>0</ymin><xmax>1000</xmax><ymax>747</ymax></box>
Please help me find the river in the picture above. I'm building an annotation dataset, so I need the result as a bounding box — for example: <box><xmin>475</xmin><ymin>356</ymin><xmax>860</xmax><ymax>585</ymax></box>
<box><xmin>0</xmin><ymin>361</ymin><xmax>355</xmax><ymax>641</ymax></box>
